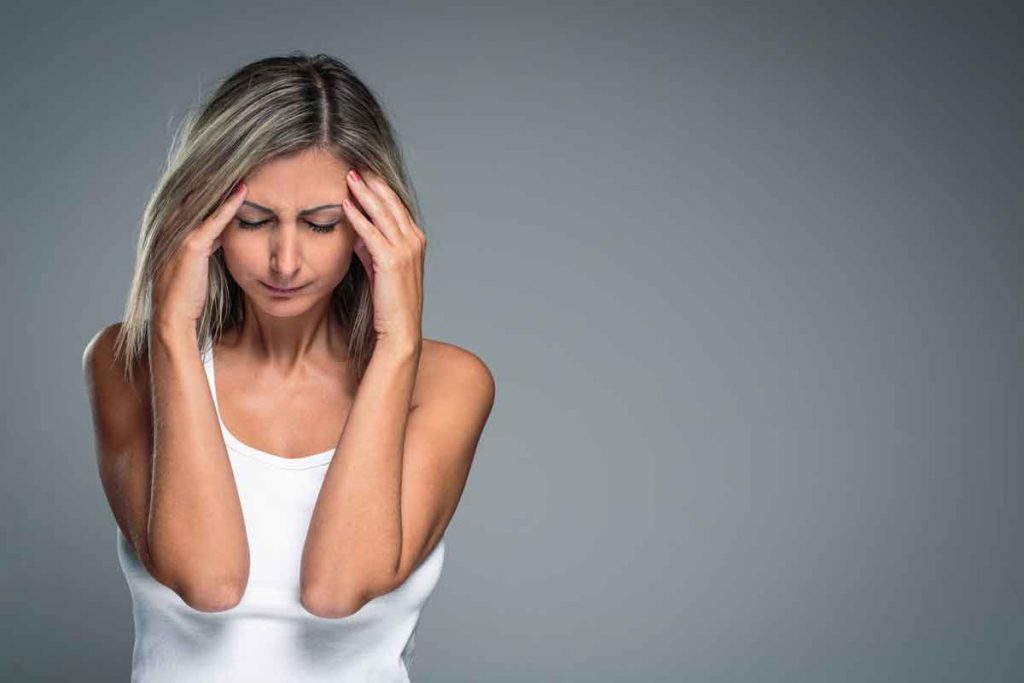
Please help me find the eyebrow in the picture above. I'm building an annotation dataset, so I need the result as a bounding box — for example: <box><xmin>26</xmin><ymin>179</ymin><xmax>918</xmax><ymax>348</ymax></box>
<box><xmin>241</xmin><ymin>200</ymin><xmax>343</xmax><ymax>216</ymax></box>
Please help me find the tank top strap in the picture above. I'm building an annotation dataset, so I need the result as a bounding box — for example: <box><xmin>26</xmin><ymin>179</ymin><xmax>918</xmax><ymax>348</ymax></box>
<box><xmin>199</xmin><ymin>337</ymin><xmax>220</xmax><ymax>413</ymax></box>
<box><xmin>200</xmin><ymin>336</ymin><xmax>213</xmax><ymax>365</ymax></box>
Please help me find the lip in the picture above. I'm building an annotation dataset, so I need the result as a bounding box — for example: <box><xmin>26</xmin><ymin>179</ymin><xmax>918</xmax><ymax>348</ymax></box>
<box><xmin>260</xmin><ymin>281</ymin><xmax>308</xmax><ymax>296</ymax></box>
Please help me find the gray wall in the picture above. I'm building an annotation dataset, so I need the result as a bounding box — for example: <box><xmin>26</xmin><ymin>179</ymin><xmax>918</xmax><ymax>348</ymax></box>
<box><xmin>2</xmin><ymin>1</ymin><xmax>1021</xmax><ymax>680</ymax></box>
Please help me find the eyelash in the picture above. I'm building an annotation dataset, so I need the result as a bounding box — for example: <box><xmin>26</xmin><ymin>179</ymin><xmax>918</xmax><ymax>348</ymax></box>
<box><xmin>235</xmin><ymin>218</ymin><xmax>338</xmax><ymax>234</ymax></box>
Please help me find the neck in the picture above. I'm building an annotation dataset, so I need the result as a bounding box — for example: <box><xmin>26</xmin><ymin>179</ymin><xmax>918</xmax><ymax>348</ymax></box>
<box><xmin>231</xmin><ymin>293</ymin><xmax>350</xmax><ymax>369</ymax></box>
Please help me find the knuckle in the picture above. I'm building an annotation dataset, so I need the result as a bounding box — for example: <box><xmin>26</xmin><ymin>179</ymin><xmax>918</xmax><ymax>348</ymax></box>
<box><xmin>182</xmin><ymin>234</ymin><xmax>205</xmax><ymax>253</ymax></box>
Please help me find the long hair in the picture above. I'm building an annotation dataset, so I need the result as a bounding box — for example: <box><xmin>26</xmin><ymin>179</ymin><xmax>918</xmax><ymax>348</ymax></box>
<box><xmin>113</xmin><ymin>52</ymin><xmax>422</xmax><ymax>387</ymax></box>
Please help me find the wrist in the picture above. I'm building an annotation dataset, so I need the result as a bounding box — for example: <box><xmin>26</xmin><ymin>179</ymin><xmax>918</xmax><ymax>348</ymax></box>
<box><xmin>374</xmin><ymin>335</ymin><xmax>422</xmax><ymax>360</ymax></box>
<box><xmin>152</xmin><ymin>316</ymin><xmax>197</xmax><ymax>344</ymax></box>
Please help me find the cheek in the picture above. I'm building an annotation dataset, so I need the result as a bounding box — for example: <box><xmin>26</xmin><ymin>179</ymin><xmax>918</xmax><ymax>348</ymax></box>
<box><xmin>219</xmin><ymin>227</ymin><xmax>243</xmax><ymax>253</ymax></box>
<box><xmin>319</xmin><ymin>228</ymin><xmax>357</xmax><ymax>272</ymax></box>
<box><xmin>219</xmin><ymin>233</ymin><xmax>262</xmax><ymax>273</ymax></box>
<box><xmin>318</xmin><ymin>245</ymin><xmax>355</xmax><ymax>279</ymax></box>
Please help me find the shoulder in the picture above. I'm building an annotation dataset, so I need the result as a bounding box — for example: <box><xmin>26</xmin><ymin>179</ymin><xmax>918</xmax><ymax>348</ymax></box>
<box><xmin>82</xmin><ymin>322</ymin><xmax>122</xmax><ymax>381</ymax></box>
<box><xmin>82</xmin><ymin>322</ymin><xmax>150</xmax><ymax>399</ymax></box>
<box><xmin>415</xmin><ymin>338</ymin><xmax>495</xmax><ymax>410</ymax></box>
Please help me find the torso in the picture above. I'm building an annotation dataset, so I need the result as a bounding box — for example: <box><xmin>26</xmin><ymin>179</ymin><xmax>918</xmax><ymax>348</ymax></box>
<box><xmin>116</xmin><ymin>328</ymin><xmax>452</xmax><ymax>680</ymax></box>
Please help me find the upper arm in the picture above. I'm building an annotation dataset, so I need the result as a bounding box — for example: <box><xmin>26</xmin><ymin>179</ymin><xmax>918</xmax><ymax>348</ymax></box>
<box><xmin>388</xmin><ymin>345</ymin><xmax>495</xmax><ymax>591</ymax></box>
<box><xmin>82</xmin><ymin>323</ymin><xmax>157</xmax><ymax>576</ymax></box>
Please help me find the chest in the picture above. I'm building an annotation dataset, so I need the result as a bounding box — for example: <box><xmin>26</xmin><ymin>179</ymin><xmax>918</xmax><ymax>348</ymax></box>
<box><xmin>215</xmin><ymin>363</ymin><xmax>353</xmax><ymax>459</ymax></box>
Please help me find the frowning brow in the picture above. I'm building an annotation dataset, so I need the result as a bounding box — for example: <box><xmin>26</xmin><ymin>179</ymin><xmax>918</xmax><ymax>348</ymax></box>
<box><xmin>241</xmin><ymin>200</ymin><xmax>344</xmax><ymax>216</ymax></box>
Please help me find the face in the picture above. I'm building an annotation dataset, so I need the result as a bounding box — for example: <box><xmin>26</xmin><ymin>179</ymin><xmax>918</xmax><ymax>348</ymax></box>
<box><xmin>220</xmin><ymin>147</ymin><xmax>356</xmax><ymax>311</ymax></box>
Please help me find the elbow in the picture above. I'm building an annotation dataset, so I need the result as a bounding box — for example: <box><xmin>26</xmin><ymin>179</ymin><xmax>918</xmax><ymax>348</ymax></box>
<box><xmin>146</xmin><ymin>545</ymin><xmax>249</xmax><ymax>613</ymax></box>
<box><xmin>300</xmin><ymin>564</ymin><xmax>400</xmax><ymax>619</ymax></box>
<box><xmin>300</xmin><ymin>583</ymin><xmax>375</xmax><ymax>620</ymax></box>
<box><xmin>177</xmin><ymin>579</ymin><xmax>246</xmax><ymax>613</ymax></box>
<box><xmin>148</xmin><ymin>558</ymin><xmax>247</xmax><ymax>612</ymax></box>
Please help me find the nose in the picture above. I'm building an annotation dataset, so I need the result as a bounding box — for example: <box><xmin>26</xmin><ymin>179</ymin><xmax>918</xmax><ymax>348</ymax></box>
<box><xmin>269</xmin><ymin>222</ymin><xmax>303</xmax><ymax>282</ymax></box>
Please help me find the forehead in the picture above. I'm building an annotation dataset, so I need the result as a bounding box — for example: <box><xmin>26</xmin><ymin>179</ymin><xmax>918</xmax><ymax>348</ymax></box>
<box><xmin>242</xmin><ymin>148</ymin><xmax>351</xmax><ymax>211</ymax></box>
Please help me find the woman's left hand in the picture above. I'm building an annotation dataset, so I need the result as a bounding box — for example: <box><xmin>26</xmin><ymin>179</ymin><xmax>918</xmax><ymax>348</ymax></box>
<box><xmin>343</xmin><ymin>167</ymin><xmax>426</xmax><ymax>352</ymax></box>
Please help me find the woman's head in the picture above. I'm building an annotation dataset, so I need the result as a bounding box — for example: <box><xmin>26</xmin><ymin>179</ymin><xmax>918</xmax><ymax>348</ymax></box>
<box><xmin>116</xmin><ymin>52</ymin><xmax>421</xmax><ymax>385</ymax></box>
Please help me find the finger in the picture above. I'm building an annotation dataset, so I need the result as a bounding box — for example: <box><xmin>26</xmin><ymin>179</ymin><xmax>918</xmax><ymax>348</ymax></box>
<box><xmin>359</xmin><ymin>170</ymin><xmax>427</xmax><ymax>250</ymax></box>
<box><xmin>199</xmin><ymin>181</ymin><xmax>247</xmax><ymax>242</ymax></box>
<box><xmin>358</xmin><ymin>170</ymin><xmax>418</xmax><ymax>239</ymax></box>
<box><xmin>346</xmin><ymin>169</ymin><xmax>403</xmax><ymax>245</ymax></box>
<box><xmin>343</xmin><ymin>196</ymin><xmax>388</xmax><ymax>263</ymax></box>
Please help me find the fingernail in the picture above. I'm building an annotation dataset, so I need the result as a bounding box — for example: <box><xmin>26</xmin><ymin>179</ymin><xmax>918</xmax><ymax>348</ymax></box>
<box><xmin>233</xmin><ymin>181</ymin><xmax>246</xmax><ymax>194</ymax></box>
<box><xmin>348</xmin><ymin>169</ymin><xmax>361</xmax><ymax>183</ymax></box>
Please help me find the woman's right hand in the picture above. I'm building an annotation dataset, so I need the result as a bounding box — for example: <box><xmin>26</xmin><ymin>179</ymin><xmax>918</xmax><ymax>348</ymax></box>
<box><xmin>152</xmin><ymin>181</ymin><xmax>248</xmax><ymax>331</ymax></box>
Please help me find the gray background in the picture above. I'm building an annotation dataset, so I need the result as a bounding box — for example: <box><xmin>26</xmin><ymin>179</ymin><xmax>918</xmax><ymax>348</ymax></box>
<box><xmin>1</xmin><ymin>1</ymin><xmax>1021</xmax><ymax>681</ymax></box>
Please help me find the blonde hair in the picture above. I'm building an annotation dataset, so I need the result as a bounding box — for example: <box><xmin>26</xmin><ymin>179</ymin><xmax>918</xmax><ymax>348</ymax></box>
<box><xmin>114</xmin><ymin>52</ymin><xmax>422</xmax><ymax>387</ymax></box>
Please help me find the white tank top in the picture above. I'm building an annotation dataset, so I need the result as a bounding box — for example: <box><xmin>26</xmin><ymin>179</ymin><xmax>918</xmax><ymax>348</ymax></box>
<box><xmin>116</xmin><ymin>337</ymin><xmax>446</xmax><ymax>682</ymax></box>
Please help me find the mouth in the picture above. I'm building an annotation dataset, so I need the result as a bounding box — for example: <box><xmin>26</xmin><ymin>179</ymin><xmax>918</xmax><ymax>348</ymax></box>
<box><xmin>260</xmin><ymin>281</ymin><xmax>308</xmax><ymax>296</ymax></box>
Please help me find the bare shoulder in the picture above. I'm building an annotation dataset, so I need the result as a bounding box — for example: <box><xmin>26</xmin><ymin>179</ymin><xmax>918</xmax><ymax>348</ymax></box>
<box><xmin>82</xmin><ymin>322</ymin><xmax>150</xmax><ymax>402</ymax></box>
<box><xmin>416</xmin><ymin>338</ymin><xmax>495</xmax><ymax>409</ymax></box>
<box><xmin>82</xmin><ymin>322</ymin><xmax>123</xmax><ymax>382</ymax></box>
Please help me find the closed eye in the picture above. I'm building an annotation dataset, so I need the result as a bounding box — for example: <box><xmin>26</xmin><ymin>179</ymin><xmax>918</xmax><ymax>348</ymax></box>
<box><xmin>236</xmin><ymin>218</ymin><xmax>338</xmax><ymax>234</ymax></box>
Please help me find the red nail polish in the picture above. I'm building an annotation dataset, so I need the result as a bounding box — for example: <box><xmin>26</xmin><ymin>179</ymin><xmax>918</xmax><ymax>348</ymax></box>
<box><xmin>349</xmin><ymin>169</ymin><xmax>361</xmax><ymax>182</ymax></box>
<box><xmin>233</xmin><ymin>181</ymin><xmax>245</xmax><ymax>194</ymax></box>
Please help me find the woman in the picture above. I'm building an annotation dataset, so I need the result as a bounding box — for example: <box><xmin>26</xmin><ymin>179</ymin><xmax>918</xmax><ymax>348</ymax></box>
<box><xmin>82</xmin><ymin>52</ymin><xmax>495</xmax><ymax>681</ymax></box>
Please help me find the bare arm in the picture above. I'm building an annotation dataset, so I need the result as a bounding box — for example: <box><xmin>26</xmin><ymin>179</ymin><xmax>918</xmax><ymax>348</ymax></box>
<box><xmin>87</xmin><ymin>181</ymin><xmax>251</xmax><ymax>610</ymax></box>
<box><xmin>147</xmin><ymin>321</ymin><xmax>250</xmax><ymax>608</ymax></box>
<box><xmin>299</xmin><ymin>340</ymin><xmax>419</xmax><ymax>618</ymax></box>
<box><xmin>299</xmin><ymin>168</ymin><xmax>494</xmax><ymax>618</ymax></box>
<box><xmin>299</xmin><ymin>341</ymin><xmax>494</xmax><ymax>619</ymax></box>
<box><xmin>84</xmin><ymin>321</ymin><xmax>250</xmax><ymax>612</ymax></box>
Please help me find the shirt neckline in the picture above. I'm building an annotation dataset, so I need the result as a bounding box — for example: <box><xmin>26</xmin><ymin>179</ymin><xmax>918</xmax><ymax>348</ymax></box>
<box><xmin>201</xmin><ymin>338</ymin><xmax>335</xmax><ymax>470</ymax></box>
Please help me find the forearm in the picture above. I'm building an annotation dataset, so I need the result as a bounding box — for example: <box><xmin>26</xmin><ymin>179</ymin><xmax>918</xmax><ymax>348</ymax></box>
<box><xmin>148</xmin><ymin>322</ymin><xmax>250</xmax><ymax>603</ymax></box>
<box><xmin>300</xmin><ymin>339</ymin><xmax>420</xmax><ymax>612</ymax></box>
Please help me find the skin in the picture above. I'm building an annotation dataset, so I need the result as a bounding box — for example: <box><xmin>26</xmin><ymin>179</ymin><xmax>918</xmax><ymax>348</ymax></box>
<box><xmin>213</xmin><ymin>148</ymin><xmax>362</xmax><ymax>455</ymax></box>
<box><xmin>213</xmin><ymin>147</ymin><xmax>496</xmax><ymax>617</ymax></box>
<box><xmin>211</xmin><ymin>146</ymin><xmax>429</xmax><ymax>459</ymax></box>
